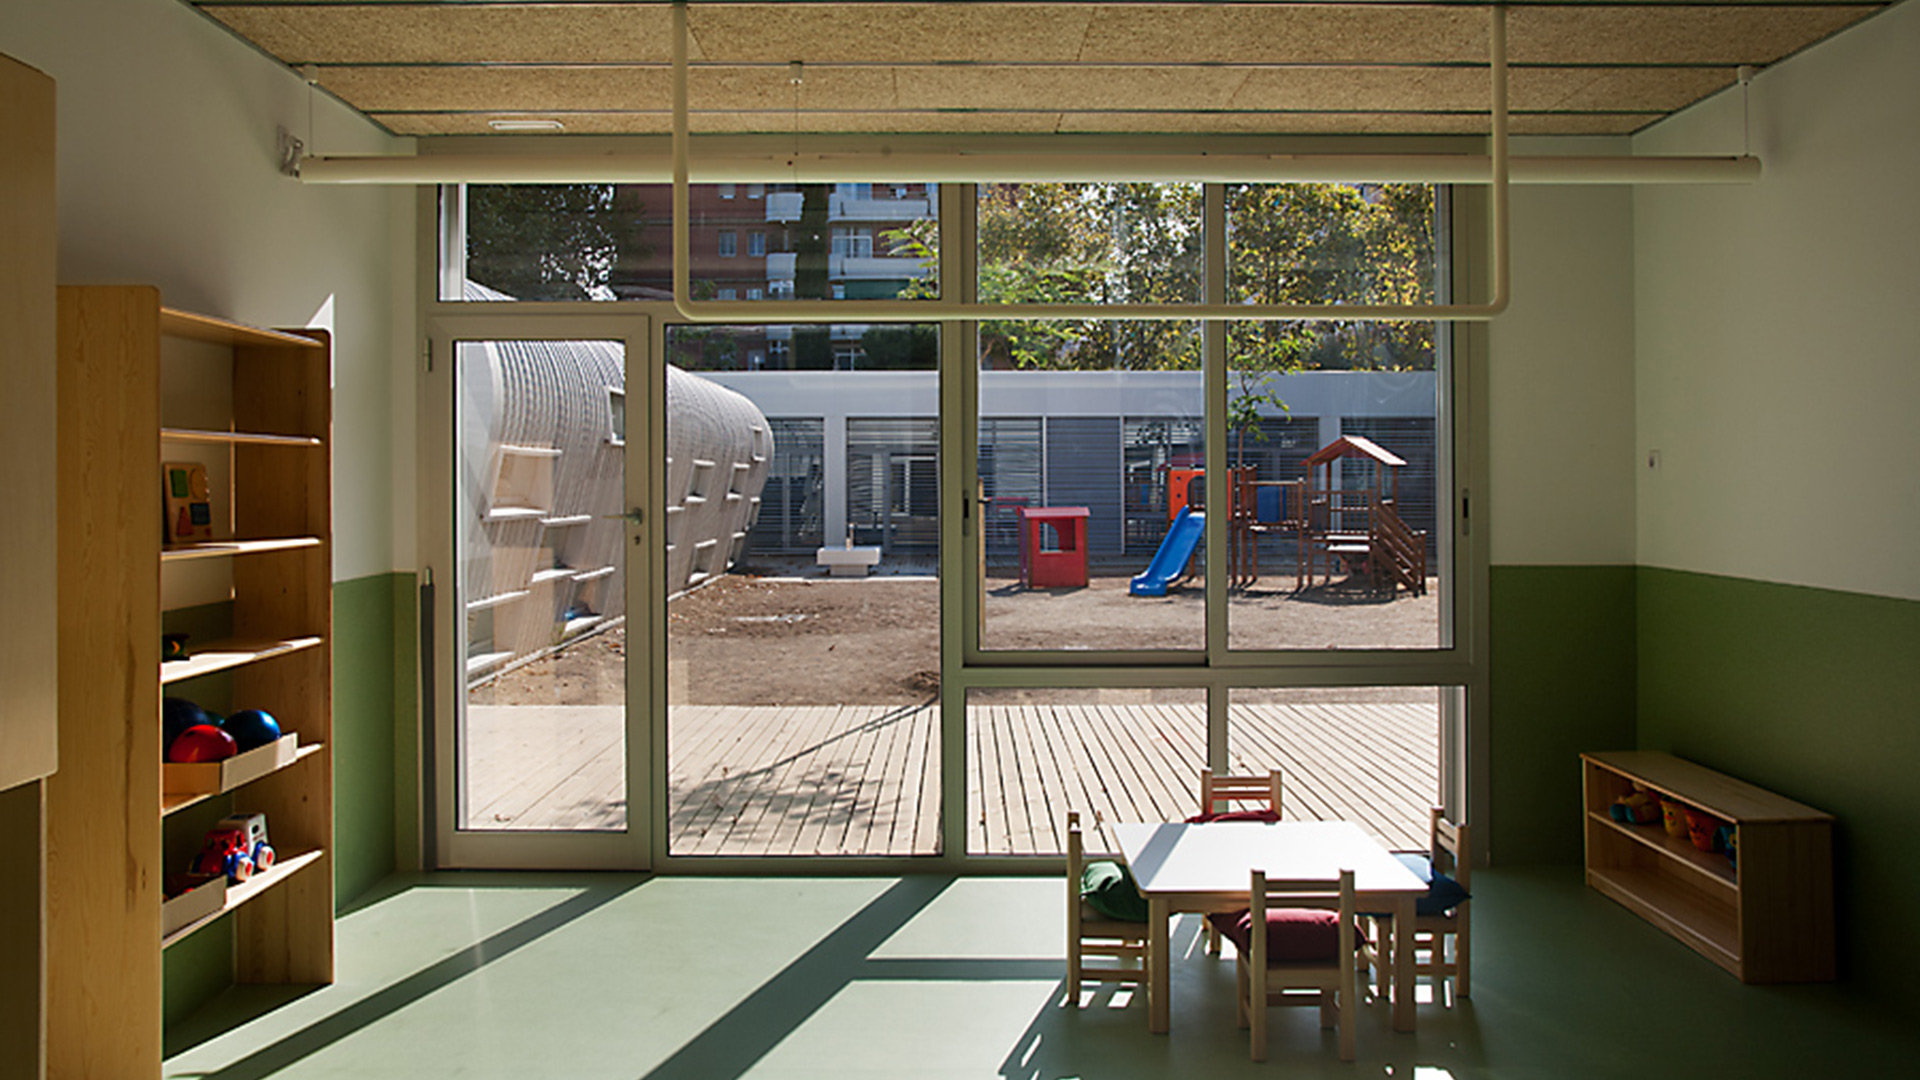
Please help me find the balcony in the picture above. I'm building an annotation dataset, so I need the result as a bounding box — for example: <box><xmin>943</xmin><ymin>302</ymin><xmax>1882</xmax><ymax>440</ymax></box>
<box><xmin>829</xmin><ymin>194</ymin><xmax>934</xmax><ymax>222</ymax></box>
<box><xmin>828</xmin><ymin>253</ymin><xmax>926</xmax><ymax>281</ymax></box>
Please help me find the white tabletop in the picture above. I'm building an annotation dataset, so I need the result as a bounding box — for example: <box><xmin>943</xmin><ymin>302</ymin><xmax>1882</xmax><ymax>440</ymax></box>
<box><xmin>1113</xmin><ymin>820</ymin><xmax>1426</xmax><ymax>898</ymax></box>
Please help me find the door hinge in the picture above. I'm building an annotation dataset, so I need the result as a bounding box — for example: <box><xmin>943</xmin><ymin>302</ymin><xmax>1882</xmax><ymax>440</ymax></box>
<box><xmin>422</xmin><ymin>339</ymin><xmax>433</xmax><ymax>373</ymax></box>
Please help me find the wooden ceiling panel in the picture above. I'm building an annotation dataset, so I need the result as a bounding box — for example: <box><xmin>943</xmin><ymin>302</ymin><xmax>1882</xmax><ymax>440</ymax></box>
<box><xmin>195</xmin><ymin>2</ymin><xmax>1889</xmax><ymax>139</ymax></box>
<box><xmin>686</xmin><ymin>3</ymin><xmax>1098</xmax><ymax>63</ymax></box>
<box><xmin>321</xmin><ymin>65</ymin><xmax>899</xmax><ymax>114</ymax></box>
<box><xmin>204</xmin><ymin>4</ymin><xmax>680</xmax><ymax>65</ymax></box>
<box><xmin>893</xmin><ymin>66</ymin><xmax>1252</xmax><ymax>112</ymax></box>
<box><xmin>1077</xmin><ymin>4</ymin><xmax>1487</xmax><ymax>64</ymax></box>
<box><xmin>1508</xmin><ymin>5</ymin><xmax>1879</xmax><ymax>64</ymax></box>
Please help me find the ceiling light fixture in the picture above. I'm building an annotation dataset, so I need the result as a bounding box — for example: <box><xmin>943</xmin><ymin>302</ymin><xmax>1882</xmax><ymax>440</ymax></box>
<box><xmin>488</xmin><ymin>117</ymin><xmax>566</xmax><ymax>132</ymax></box>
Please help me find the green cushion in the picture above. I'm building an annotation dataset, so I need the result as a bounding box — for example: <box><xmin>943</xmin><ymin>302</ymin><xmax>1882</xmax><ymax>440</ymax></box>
<box><xmin>1080</xmin><ymin>860</ymin><xmax>1149</xmax><ymax>923</ymax></box>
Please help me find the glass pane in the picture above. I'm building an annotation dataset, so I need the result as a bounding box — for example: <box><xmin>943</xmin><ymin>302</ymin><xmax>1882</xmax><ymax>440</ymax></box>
<box><xmin>1227</xmin><ymin>686</ymin><xmax>1445</xmax><ymax>851</ymax></box>
<box><xmin>978</xmin><ymin>182</ymin><xmax>1202</xmax><ymax>305</ymax></box>
<box><xmin>967</xmin><ymin>687</ymin><xmax>1206</xmax><ymax>856</ymax></box>
<box><xmin>445</xmin><ymin>183</ymin><xmax>939</xmax><ymax>303</ymax></box>
<box><xmin>978</xmin><ymin>321</ymin><xmax>1205</xmax><ymax>651</ymax></box>
<box><xmin>1223</xmin><ymin>183</ymin><xmax>1445</xmax><ymax>649</ymax></box>
<box><xmin>666</xmin><ymin>324</ymin><xmax>941</xmax><ymax>857</ymax></box>
<box><xmin>456</xmin><ymin>339</ymin><xmax>628</xmax><ymax>832</ymax></box>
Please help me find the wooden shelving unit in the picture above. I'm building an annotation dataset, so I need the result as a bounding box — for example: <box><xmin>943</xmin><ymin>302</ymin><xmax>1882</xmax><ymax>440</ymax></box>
<box><xmin>1582</xmin><ymin>751</ymin><xmax>1834</xmax><ymax>983</ymax></box>
<box><xmin>47</xmin><ymin>286</ymin><xmax>334</xmax><ymax>1077</ymax></box>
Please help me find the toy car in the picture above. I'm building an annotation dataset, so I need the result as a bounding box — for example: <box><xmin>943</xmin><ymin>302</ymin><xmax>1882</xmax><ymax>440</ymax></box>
<box><xmin>190</xmin><ymin>828</ymin><xmax>255</xmax><ymax>883</ymax></box>
<box><xmin>214</xmin><ymin>812</ymin><xmax>276</xmax><ymax>874</ymax></box>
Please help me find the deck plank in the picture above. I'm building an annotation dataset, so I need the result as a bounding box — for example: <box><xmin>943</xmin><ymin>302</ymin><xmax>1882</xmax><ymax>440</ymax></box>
<box><xmin>470</xmin><ymin>699</ymin><xmax>1438</xmax><ymax>856</ymax></box>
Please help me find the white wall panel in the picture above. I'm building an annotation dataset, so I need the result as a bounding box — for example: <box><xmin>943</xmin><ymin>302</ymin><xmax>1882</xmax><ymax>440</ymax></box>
<box><xmin>1634</xmin><ymin>0</ymin><xmax>1920</xmax><ymax>600</ymax></box>
<box><xmin>1486</xmin><ymin>136</ymin><xmax>1638</xmax><ymax>567</ymax></box>
<box><xmin>0</xmin><ymin>0</ymin><xmax>412</xmax><ymax>582</ymax></box>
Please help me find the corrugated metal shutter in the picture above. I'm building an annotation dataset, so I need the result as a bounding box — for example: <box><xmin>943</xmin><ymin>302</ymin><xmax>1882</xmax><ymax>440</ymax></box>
<box><xmin>1046</xmin><ymin>417</ymin><xmax>1123</xmax><ymax>556</ymax></box>
<box><xmin>1237</xmin><ymin>416</ymin><xmax>1319</xmax><ymax>562</ymax></box>
<box><xmin>1122</xmin><ymin>416</ymin><xmax>1203</xmax><ymax>555</ymax></box>
<box><xmin>749</xmin><ymin>417</ymin><xmax>824</xmax><ymax>554</ymax></box>
<box><xmin>979</xmin><ymin>417</ymin><xmax>1043</xmax><ymax>565</ymax></box>
<box><xmin>848</xmin><ymin>417</ymin><xmax>939</xmax><ymax>552</ymax></box>
<box><xmin>1340</xmin><ymin>416</ymin><xmax>1438</xmax><ymax>555</ymax></box>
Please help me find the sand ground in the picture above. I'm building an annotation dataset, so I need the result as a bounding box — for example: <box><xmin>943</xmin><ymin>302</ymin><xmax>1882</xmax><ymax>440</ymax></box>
<box><xmin>477</xmin><ymin>568</ymin><xmax>1441</xmax><ymax>707</ymax></box>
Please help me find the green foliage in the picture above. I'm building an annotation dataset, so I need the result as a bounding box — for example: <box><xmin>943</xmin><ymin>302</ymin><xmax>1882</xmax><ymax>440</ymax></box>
<box><xmin>1225</xmin><ymin>183</ymin><xmax>1436</xmax><ymax>372</ymax></box>
<box><xmin>859</xmin><ymin>324</ymin><xmax>939</xmax><ymax>370</ymax></box>
<box><xmin>465</xmin><ymin>184</ymin><xmax>631</xmax><ymax>301</ymax></box>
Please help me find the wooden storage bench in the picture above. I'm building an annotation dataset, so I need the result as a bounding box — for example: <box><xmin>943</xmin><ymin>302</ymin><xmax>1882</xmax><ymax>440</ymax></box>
<box><xmin>1582</xmin><ymin>751</ymin><xmax>1834</xmax><ymax>983</ymax></box>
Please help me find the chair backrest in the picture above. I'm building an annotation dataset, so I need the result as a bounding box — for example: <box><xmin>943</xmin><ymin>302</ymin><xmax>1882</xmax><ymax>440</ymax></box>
<box><xmin>1431</xmin><ymin>807</ymin><xmax>1470</xmax><ymax>889</ymax></box>
<box><xmin>1200</xmin><ymin>768</ymin><xmax>1284</xmax><ymax>816</ymax></box>
<box><xmin>1250</xmin><ymin>869</ymin><xmax>1355</xmax><ymax>971</ymax></box>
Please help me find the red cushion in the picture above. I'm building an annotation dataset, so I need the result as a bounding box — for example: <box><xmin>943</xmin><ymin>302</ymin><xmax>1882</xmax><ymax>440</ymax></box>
<box><xmin>1206</xmin><ymin>907</ymin><xmax>1339</xmax><ymax>963</ymax></box>
<box><xmin>1185</xmin><ymin>808</ymin><xmax>1282</xmax><ymax>824</ymax></box>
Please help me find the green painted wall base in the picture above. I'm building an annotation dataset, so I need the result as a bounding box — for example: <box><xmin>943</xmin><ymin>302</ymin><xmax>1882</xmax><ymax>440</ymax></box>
<box><xmin>1637</xmin><ymin>566</ymin><xmax>1920</xmax><ymax>1009</ymax></box>
<box><xmin>162</xmin><ymin>570</ymin><xmax>412</xmax><ymax>1028</ymax></box>
<box><xmin>1488</xmin><ymin>564</ymin><xmax>1638</xmax><ymax>864</ymax></box>
<box><xmin>0</xmin><ymin>781</ymin><xmax>44</xmax><ymax>1080</ymax></box>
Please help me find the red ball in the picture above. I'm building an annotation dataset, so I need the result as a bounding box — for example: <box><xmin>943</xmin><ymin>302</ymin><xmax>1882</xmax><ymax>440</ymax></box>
<box><xmin>169</xmin><ymin>724</ymin><xmax>238</xmax><ymax>763</ymax></box>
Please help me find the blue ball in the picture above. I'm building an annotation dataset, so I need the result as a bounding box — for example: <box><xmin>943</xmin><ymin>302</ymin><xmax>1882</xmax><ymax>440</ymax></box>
<box><xmin>220</xmin><ymin>708</ymin><xmax>282</xmax><ymax>752</ymax></box>
<box><xmin>162</xmin><ymin>697</ymin><xmax>210</xmax><ymax>754</ymax></box>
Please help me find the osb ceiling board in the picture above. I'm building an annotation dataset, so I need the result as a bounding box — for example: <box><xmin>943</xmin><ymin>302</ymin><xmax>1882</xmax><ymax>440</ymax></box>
<box><xmin>190</xmin><ymin>1</ymin><xmax>1891</xmax><ymax>137</ymax></box>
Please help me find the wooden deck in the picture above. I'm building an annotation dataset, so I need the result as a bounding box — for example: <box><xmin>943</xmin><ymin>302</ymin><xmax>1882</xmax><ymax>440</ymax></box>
<box><xmin>466</xmin><ymin>701</ymin><xmax>1437</xmax><ymax>855</ymax></box>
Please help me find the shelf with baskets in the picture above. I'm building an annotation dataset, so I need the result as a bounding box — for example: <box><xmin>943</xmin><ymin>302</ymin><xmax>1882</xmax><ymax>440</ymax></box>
<box><xmin>48</xmin><ymin>286</ymin><xmax>335</xmax><ymax>1078</ymax></box>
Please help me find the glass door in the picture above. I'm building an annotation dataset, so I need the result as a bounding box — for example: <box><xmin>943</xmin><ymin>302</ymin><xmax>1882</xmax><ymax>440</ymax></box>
<box><xmin>425</xmin><ymin>315</ymin><xmax>651</xmax><ymax>869</ymax></box>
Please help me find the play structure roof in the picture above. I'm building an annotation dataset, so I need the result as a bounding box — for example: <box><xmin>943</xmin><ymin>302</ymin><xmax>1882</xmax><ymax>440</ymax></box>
<box><xmin>1303</xmin><ymin>434</ymin><xmax>1406</xmax><ymax>470</ymax></box>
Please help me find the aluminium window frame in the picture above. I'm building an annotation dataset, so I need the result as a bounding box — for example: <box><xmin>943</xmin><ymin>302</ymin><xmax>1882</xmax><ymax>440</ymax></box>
<box><xmin>416</xmin><ymin>163</ymin><xmax>1489</xmax><ymax>875</ymax></box>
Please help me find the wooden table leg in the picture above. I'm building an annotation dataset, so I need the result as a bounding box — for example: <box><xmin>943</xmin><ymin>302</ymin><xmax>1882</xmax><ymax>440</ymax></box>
<box><xmin>1392</xmin><ymin>894</ymin><xmax>1415</xmax><ymax>1032</ymax></box>
<box><xmin>1148</xmin><ymin>897</ymin><xmax>1170</xmax><ymax>1034</ymax></box>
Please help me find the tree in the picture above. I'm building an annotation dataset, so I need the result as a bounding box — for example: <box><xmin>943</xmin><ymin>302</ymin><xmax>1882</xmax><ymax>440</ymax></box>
<box><xmin>465</xmin><ymin>184</ymin><xmax>626</xmax><ymax>300</ymax></box>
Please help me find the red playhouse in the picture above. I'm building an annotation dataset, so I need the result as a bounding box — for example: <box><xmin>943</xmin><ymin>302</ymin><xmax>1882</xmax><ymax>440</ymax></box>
<box><xmin>1018</xmin><ymin>506</ymin><xmax>1090</xmax><ymax>589</ymax></box>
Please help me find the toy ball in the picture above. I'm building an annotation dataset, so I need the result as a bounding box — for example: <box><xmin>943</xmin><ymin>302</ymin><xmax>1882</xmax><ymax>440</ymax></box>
<box><xmin>163</xmin><ymin>698</ymin><xmax>211</xmax><ymax>753</ymax></box>
<box><xmin>168</xmin><ymin>724</ymin><xmax>238</xmax><ymax>763</ymax></box>
<box><xmin>220</xmin><ymin>708</ymin><xmax>282</xmax><ymax>752</ymax></box>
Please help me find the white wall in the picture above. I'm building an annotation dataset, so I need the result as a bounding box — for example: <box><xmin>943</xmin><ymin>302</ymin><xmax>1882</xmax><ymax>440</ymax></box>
<box><xmin>1633</xmin><ymin>0</ymin><xmax>1920</xmax><ymax>601</ymax></box>
<box><xmin>1485</xmin><ymin>137</ymin><xmax>1639</xmax><ymax>567</ymax></box>
<box><xmin>0</xmin><ymin>0</ymin><xmax>414</xmax><ymax>582</ymax></box>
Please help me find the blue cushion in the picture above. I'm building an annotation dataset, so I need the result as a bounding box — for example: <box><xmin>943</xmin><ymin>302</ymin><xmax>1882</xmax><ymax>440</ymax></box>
<box><xmin>1363</xmin><ymin>853</ymin><xmax>1469</xmax><ymax>917</ymax></box>
<box><xmin>1081</xmin><ymin>859</ymin><xmax>1149</xmax><ymax>923</ymax></box>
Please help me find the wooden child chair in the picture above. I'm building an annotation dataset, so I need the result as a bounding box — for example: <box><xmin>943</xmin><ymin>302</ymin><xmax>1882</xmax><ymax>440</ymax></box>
<box><xmin>1209</xmin><ymin>869</ymin><xmax>1361</xmax><ymax>1062</ymax></box>
<box><xmin>1365</xmin><ymin>806</ymin><xmax>1472</xmax><ymax>1001</ymax></box>
<box><xmin>1064</xmin><ymin>810</ymin><xmax>1149</xmax><ymax>1002</ymax></box>
<box><xmin>1194</xmin><ymin>768</ymin><xmax>1284</xmax><ymax>954</ymax></box>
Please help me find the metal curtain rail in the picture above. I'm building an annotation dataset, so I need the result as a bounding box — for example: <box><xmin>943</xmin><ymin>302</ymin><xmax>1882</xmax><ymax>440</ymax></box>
<box><xmin>670</xmin><ymin>0</ymin><xmax>1511</xmax><ymax>324</ymax></box>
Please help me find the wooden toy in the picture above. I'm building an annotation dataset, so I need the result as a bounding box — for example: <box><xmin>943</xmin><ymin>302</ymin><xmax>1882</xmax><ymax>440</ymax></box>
<box><xmin>162</xmin><ymin>460</ymin><xmax>213</xmax><ymax>542</ymax></box>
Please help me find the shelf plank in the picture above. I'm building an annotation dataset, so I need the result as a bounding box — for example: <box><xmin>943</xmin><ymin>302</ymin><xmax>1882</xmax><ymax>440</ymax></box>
<box><xmin>1582</xmin><ymin>751</ymin><xmax>1832</xmax><ymax>823</ymax></box>
<box><xmin>161</xmin><ymin>742</ymin><xmax>324</xmax><ymax>816</ymax></box>
<box><xmin>160</xmin><ymin>307</ymin><xmax>323</xmax><ymax>351</ymax></box>
<box><xmin>160</xmin><ymin>636</ymin><xmax>324</xmax><ymax>684</ymax></box>
<box><xmin>161</xmin><ymin>536</ymin><xmax>323</xmax><ymax>562</ymax></box>
<box><xmin>160</xmin><ymin>848</ymin><xmax>325</xmax><ymax>949</ymax></box>
<box><xmin>1587</xmin><ymin>811</ymin><xmax>1737</xmax><ymax>893</ymax></box>
<box><xmin>162</xmin><ymin>427</ymin><xmax>322</xmax><ymax>448</ymax></box>
<box><xmin>1588</xmin><ymin>865</ymin><xmax>1741</xmax><ymax>972</ymax></box>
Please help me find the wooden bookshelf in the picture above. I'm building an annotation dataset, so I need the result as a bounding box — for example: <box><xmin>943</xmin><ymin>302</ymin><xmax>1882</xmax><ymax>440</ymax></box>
<box><xmin>47</xmin><ymin>287</ymin><xmax>335</xmax><ymax>1077</ymax></box>
<box><xmin>1582</xmin><ymin>751</ymin><xmax>1834</xmax><ymax>983</ymax></box>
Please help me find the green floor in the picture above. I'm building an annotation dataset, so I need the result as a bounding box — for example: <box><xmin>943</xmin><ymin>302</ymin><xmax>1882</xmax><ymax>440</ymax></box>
<box><xmin>164</xmin><ymin>867</ymin><xmax>1912</xmax><ymax>1078</ymax></box>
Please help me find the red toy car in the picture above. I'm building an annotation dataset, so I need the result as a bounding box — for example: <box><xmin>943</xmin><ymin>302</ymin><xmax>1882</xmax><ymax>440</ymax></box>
<box><xmin>190</xmin><ymin>828</ymin><xmax>256</xmax><ymax>882</ymax></box>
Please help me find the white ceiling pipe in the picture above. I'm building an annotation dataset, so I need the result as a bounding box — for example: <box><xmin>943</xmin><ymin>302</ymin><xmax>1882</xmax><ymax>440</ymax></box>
<box><xmin>668</xmin><ymin>1</ymin><xmax>1512</xmax><ymax>324</ymax></box>
<box><xmin>301</xmin><ymin>150</ymin><xmax>1758</xmax><ymax>186</ymax></box>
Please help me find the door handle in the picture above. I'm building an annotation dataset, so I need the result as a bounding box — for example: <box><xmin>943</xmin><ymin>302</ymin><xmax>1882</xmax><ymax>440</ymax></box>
<box><xmin>603</xmin><ymin>508</ymin><xmax>646</xmax><ymax>526</ymax></box>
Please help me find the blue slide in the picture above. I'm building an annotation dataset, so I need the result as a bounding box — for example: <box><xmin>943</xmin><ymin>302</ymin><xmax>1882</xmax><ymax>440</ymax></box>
<box><xmin>1130</xmin><ymin>507</ymin><xmax>1204</xmax><ymax>597</ymax></box>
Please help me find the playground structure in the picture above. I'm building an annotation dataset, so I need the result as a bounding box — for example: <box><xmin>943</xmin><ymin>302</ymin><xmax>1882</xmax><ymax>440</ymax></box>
<box><xmin>1231</xmin><ymin>434</ymin><xmax>1428</xmax><ymax>596</ymax></box>
<box><xmin>1135</xmin><ymin>435</ymin><xmax>1428</xmax><ymax>598</ymax></box>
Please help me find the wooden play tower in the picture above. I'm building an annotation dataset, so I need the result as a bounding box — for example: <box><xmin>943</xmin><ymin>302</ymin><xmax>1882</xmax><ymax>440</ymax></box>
<box><xmin>1226</xmin><ymin>434</ymin><xmax>1427</xmax><ymax>596</ymax></box>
